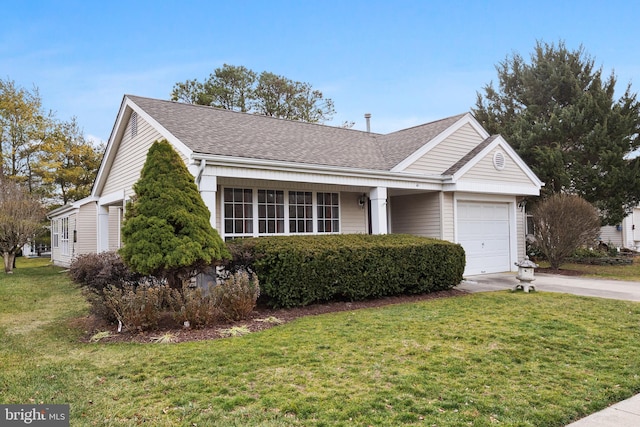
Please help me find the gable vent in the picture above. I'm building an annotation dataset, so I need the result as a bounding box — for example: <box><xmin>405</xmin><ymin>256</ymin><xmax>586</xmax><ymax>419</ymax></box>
<box><xmin>493</xmin><ymin>151</ymin><xmax>506</xmax><ymax>170</ymax></box>
<box><xmin>130</xmin><ymin>112</ymin><xmax>138</xmax><ymax>138</ymax></box>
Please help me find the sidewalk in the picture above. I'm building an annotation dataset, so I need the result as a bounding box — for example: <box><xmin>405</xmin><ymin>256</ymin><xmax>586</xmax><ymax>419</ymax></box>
<box><xmin>457</xmin><ymin>272</ymin><xmax>640</xmax><ymax>426</ymax></box>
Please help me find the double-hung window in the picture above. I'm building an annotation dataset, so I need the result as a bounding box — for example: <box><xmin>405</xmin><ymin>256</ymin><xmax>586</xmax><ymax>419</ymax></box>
<box><xmin>289</xmin><ymin>191</ymin><xmax>313</xmax><ymax>233</ymax></box>
<box><xmin>223</xmin><ymin>188</ymin><xmax>253</xmax><ymax>237</ymax></box>
<box><xmin>258</xmin><ymin>190</ymin><xmax>284</xmax><ymax>234</ymax></box>
<box><xmin>317</xmin><ymin>192</ymin><xmax>340</xmax><ymax>233</ymax></box>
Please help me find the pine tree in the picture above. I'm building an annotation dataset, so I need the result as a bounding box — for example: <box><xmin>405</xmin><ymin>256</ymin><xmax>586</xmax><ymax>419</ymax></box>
<box><xmin>119</xmin><ymin>140</ymin><xmax>229</xmax><ymax>287</ymax></box>
<box><xmin>474</xmin><ymin>41</ymin><xmax>640</xmax><ymax>225</ymax></box>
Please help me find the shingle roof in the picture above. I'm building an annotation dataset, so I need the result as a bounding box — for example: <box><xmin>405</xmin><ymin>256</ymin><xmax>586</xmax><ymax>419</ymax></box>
<box><xmin>442</xmin><ymin>135</ymin><xmax>499</xmax><ymax>175</ymax></box>
<box><xmin>127</xmin><ymin>95</ymin><xmax>466</xmax><ymax>172</ymax></box>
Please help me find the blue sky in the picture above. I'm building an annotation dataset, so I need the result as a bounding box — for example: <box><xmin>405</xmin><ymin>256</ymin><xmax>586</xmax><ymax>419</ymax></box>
<box><xmin>2</xmin><ymin>0</ymin><xmax>639</xmax><ymax>143</ymax></box>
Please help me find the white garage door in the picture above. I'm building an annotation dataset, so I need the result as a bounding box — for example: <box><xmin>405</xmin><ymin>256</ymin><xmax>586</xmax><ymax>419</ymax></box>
<box><xmin>457</xmin><ymin>202</ymin><xmax>511</xmax><ymax>275</ymax></box>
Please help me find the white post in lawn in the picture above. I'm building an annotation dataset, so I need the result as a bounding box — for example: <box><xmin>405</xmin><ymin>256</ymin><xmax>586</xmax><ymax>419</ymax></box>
<box><xmin>369</xmin><ymin>187</ymin><xmax>388</xmax><ymax>235</ymax></box>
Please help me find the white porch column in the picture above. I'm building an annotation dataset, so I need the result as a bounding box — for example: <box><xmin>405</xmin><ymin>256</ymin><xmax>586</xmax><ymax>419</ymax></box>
<box><xmin>97</xmin><ymin>205</ymin><xmax>109</xmax><ymax>253</ymax></box>
<box><xmin>199</xmin><ymin>175</ymin><xmax>218</xmax><ymax>230</ymax></box>
<box><xmin>369</xmin><ymin>187</ymin><xmax>388</xmax><ymax>235</ymax></box>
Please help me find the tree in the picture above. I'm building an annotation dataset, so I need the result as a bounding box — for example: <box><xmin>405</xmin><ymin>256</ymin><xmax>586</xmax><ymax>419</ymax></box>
<box><xmin>37</xmin><ymin>117</ymin><xmax>104</xmax><ymax>204</ymax></box>
<box><xmin>0</xmin><ymin>78</ymin><xmax>51</xmax><ymax>190</ymax></box>
<box><xmin>531</xmin><ymin>194</ymin><xmax>601</xmax><ymax>269</ymax></box>
<box><xmin>473</xmin><ymin>41</ymin><xmax>640</xmax><ymax>225</ymax></box>
<box><xmin>0</xmin><ymin>175</ymin><xmax>45</xmax><ymax>273</ymax></box>
<box><xmin>119</xmin><ymin>140</ymin><xmax>229</xmax><ymax>288</ymax></box>
<box><xmin>171</xmin><ymin>64</ymin><xmax>335</xmax><ymax>123</ymax></box>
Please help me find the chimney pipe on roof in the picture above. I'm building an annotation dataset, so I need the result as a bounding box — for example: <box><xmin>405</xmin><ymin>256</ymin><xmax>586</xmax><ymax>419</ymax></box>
<box><xmin>364</xmin><ymin>113</ymin><xmax>371</xmax><ymax>133</ymax></box>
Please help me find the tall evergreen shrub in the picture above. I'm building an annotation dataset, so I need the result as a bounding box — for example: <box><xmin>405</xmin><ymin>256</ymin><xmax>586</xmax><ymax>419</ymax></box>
<box><xmin>119</xmin><ymin>139</ymin><xmax>229</xmax><ymax>288</ymax></box>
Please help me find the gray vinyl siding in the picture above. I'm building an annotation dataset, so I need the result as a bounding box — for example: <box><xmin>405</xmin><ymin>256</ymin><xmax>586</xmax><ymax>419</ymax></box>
<box><xmin>390</xmin><ymin>192</ymin><xmax>441</xmax><ymax>238</ymax></box>
<box><xmin>108</xmin><ymin>206</ymin><xmax>123</xmax><ymax>251</ymax></box>
<box><xmin>102</xmin><ymin>115</ymin><xmax>164</xmax><ymax>197</ymax></box>
<box><xmin>600</xmin><ymin>226</ymin><xmax>623</xmax><ymax>247</ymax></box>
<box><xmin>340</xmin><ymin>191</ymin><xmax>367</xmax><ymax>234</ymax></box>
<box><xmin>463</xmin><ymin>147</ymin><xmax>532</xmax><ymax>183</ymax></box>
<box><xmin>441</xmin><ymin>193</ymin><xmax>455</xmax><ymax>242</ymax></box>
<box><xmin>76</xmin><ymin>202</ymin><xmax>97</xmax><ymax>256</ymax></box>
<box><xmin>404</xmin><ymin>123</ymin><xmax>484</xmax><ymax>174</ymax></box>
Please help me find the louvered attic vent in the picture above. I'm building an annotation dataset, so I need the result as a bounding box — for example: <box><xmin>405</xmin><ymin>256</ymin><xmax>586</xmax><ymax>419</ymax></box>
<box><xmin>130</xmin><ymin>112</ymin><xmax>138</xmax><ymax>138</ymax></box>
<box><xmin>493</xmin><ymin>151</ymin><xmax>505</xmax><ymax>170</ymax></box>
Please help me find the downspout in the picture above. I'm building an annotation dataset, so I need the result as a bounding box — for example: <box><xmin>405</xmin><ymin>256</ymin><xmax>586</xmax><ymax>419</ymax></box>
<box><xmin>195</xmin><ymin>159</ymin><xmax>207</xmax><ymax>189</ymax></box>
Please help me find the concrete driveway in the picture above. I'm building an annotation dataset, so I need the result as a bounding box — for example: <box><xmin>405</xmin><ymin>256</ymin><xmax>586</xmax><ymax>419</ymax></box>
<box><xmin>458</xmin><ymin>271</ymin><xmax>640</xmax><ymax>302</ymax></box>
<box><xmin>456</xmin><ymin>271</ymin><xmax>640</xmax><ymax>426</ymax></box>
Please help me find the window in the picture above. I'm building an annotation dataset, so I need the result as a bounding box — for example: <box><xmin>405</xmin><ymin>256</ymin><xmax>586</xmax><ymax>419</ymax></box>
<box><xmin>222</xmin><ymin>188</ymin><xmax>340</xmax><ymax>237</ymax></box>
<box><xmin>60</xmin><ymin>217</ymin><xmax>69</xmax><ymax>255</ymax></box>
<box><xmin>317</xmin><ymin>192</ymin><xmax>340</xmax><ymax>233</ymax></box>
<box><xmin>258</xmin><ymin>189</ymin><xmax>284</xmax><ymax>234</ymax></box>
<box><xmin>52</xmin><ymin>220</ymin><xmax>59</xmax><ymax>248</ymax></box>
<box><xmin>289</xmin><ymin>191</ymin><xmax>313</xmax><ymax>233</ymax></box>
<box><xmin>224</xmin><ymin>188</ymin><xmax>253</xmax><ymax>236</ymax></box>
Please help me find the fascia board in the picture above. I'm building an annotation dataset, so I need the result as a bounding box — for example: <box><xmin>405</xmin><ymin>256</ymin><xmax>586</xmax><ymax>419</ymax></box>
<box><xmin>91</xmin><ymin>96</ymin><xmax>194</xmax><ymax>198</ymax></box>
<box><xmin>450</xmin><ymin>135</ymin><xmax>544</xmax><ymax>188</ymax></box>
<box><xmin>91</xmin><ymin>96</ymin><xmax>129</xmax><ymax>198</ymax></box>
<box><xmin>130</xmin><ymin>99</ymin><xmax>193</xmax><ymax>160</ymax></box>
<box><xmin>193</xmin><ymin>153</ymin><xmax>445</xmax><ymax>186</ymax></box>
<box><xmin>391</xmin><ymin>113</ymin><xmax>490</xmax><ymax>172</ymax></box>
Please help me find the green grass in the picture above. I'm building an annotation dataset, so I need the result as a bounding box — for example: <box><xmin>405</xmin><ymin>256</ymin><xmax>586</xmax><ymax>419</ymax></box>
<box><xmin>543</xmin><ymin>257</ymin><xmax>640</xmax><ymax>280</ymax></box>
<box><xmin>2</xmin><ymin>258</ymin><xmax>640</xmax><ymax>426</ymax></box>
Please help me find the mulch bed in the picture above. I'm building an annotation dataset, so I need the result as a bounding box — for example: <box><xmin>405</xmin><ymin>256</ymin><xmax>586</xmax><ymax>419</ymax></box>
<box><xmin>72</xmin><ymin>289</ymin><xmax>467</xmax><ymax>344</ymax></box>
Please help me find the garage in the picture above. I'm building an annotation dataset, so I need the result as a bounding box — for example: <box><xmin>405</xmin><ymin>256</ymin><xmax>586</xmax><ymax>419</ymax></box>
<box><xmin>457</xmin><ymin>201</ymin><xmax>511</xmax><ymax>275</ymax></box>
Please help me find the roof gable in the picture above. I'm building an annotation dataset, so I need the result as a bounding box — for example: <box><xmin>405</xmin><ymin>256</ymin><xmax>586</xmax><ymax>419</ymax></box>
<box><xmin>444</xmin><ymin>135</ymin><xmax>544</xmax><ymax>190</ymax></box>
<box><xmin>389</xmin><ymin>113</ymin><xmax>489</xmax><ymax>172</ymax></box>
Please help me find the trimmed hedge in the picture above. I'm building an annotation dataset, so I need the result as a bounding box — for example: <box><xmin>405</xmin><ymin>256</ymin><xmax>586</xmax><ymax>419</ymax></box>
<box><xmin>226</xmin><ymin>234</ymin><xmax>465</xmax><ymax>308</ymax></box>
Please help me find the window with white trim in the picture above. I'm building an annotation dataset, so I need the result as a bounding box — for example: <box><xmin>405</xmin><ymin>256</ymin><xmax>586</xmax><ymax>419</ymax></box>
<box><xmin>222</xmin><ymin>188</ymin><xmax>340</xmax><ymax>238</ymax></box>
<box><xmin>52</xmin><ymin>220</ymin><xmax>59</xmax><ymax>248</ymax></box>
<box><xmin>289</xmin><ymin>191</ymin><xmax>313</xmax><ymax>233</ymax></box>
<box><xmin>317</xmin><ymin>192</ymin><xmax>340</xmax><ymax>233</ymax></box>
<box><xmin>60</xmin><ymin>217</ymin><xmax>69</xmax><ymax>255</ymax></box>
<box><xmin>224</xmin><ymin>188</ymin><xmax>253</xmax><ymax>237</ymax></box>
<box><xmin>258</xmin><ymin>189</ymin><xmax>284</xmax><ymax>234</ymax></box>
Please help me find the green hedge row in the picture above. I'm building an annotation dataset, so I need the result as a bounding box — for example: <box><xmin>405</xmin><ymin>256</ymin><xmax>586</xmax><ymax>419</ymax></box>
<box><xmin>226</xmin><ymin>234</ymin><xmax>465</xmax><ymax>308</ymax></box>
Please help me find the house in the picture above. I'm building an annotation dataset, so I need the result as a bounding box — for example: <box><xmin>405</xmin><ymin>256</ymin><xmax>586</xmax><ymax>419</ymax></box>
<box><xmin>599</xmin><ymin>207</ymin><xmax>640</xmax><ymax>251</ymax></box>
<box><xmin>48</xmin><ymin>95</ymin><xmax>543</xmax><ymax>275</ymax></box>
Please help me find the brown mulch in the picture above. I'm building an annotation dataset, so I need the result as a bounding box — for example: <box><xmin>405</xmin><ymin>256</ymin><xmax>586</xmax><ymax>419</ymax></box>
<box><xmin>72</xmin><ymin>289</ymin><xmax>467</xmax><ymax>344</ymax></box>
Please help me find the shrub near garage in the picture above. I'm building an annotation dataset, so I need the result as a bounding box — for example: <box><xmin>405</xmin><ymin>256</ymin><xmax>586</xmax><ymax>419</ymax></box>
<box><xmin>226</xmin><ymin>234</ymin><xmax>465</xmax><ymax>308</ymax></box>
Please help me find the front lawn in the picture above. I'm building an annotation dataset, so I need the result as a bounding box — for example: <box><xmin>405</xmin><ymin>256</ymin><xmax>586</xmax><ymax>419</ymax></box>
<box><xmin>539</xmin><ymin>257</ymin><xmax>640</xmax><ymax>281</ymax></box>
<box><xmin>1</xmin><ymin>258</ymin><xmax>640</xmax><ymax>426</ymax></box>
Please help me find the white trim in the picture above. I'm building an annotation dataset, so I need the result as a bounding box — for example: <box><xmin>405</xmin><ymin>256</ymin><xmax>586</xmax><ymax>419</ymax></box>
<box><xmin>391</xmin><ymin>113</ymin><xmax>489</xmax><ymax>172</ymax></box>
<box><xmin>444</xmin><ymin>180</ymin><xmax>541</xmax><ymax>196</ymax></box>
<box><xmin>201</xmin><ymin>159</ymin><xmax>444</xmax><ymax>191</ymax></box>
<box><xmin>92</xmin><ymin>96</ymin><xmax>194</xmax><ymax>198</ymax></box>
<box><xmin>447</xmin><ymin>135</ymin><xmax>544</xmax><ymax>188</ymax></box>
<box><xmin>453</xmin><ymin>193</ymin><xmax>519</xmax><ymax>275</ymax></box>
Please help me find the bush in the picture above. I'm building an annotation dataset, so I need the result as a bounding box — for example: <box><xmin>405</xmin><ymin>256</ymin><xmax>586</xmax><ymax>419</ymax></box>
<box><xmin>168</xmin><ymin>286</ymin><xmax>221</xmax><ymax>328</ymax></box>
<box><xmin>531</xmin><ymin>194</ymin><xmax>601</xmax><ymax>269</ymax></box>
<box><xmin>227</xmin><ymin>234</ymin><xmax>465</xmax><ymax>308</ymax></box>
<box><xmin>69</xmin><ymin>252</ymin><xmax>148</xmax><ymax>322</ymax></box>
<box><xmin>103</xmin><ymin>284</ymin><xmax>169</xmax><ymax>331</ymax></box>
<box><xmin>214</xmin><ymin>270</ymin><xmax>260</xmax><ymax>321</ymax></box>
<box><xmin>69</xmin><ymin>251</ymin><xmax>142</xmax><ymax>292</ymax></box>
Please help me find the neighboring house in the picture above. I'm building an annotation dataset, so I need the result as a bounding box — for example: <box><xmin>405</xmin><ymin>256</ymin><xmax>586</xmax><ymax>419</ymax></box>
<box><xmin>48</xmin><ymin>95</ymin><xmax>543</xmax><ymax>275</ymax></box>
<box><xmin>600</xmin><ymin>207</ymin><xmax>640</xmax><ymax>251</ymax></box>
